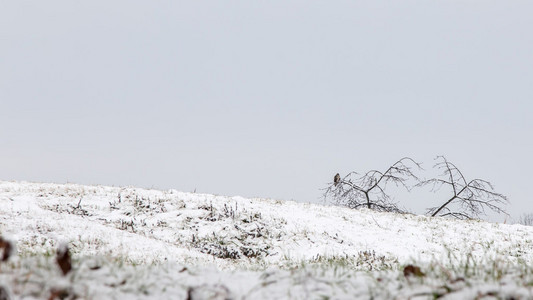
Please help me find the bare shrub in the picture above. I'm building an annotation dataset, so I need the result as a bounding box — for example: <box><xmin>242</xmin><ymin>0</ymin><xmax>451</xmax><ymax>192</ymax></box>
<box><xmin>419</xmin><ymin>156</ymin><xmax>508</xmax><ymax>219</ymax></box>
<box><xmin>324</xmin><ymin>157</ymin><xmax>422</xmax><ymax>213</ymax></box>
<box><xmin>518</xmin><ymin>213</ymin><xmax>533</xmax><ymax>226</ymax></box>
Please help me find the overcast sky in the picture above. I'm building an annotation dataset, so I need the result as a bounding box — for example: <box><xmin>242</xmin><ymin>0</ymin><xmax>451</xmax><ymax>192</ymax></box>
<box><xmin>1</xmin><ymin>1</ymin><xmax>532</xmax><ymax>222</ymax></box>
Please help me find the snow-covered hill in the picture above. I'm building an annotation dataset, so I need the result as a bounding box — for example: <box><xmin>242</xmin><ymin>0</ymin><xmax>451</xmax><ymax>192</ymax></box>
<box><xmin>1</xmin><ymin>181</ymin><xmax>533</xmax><ymax>299</ymax></box>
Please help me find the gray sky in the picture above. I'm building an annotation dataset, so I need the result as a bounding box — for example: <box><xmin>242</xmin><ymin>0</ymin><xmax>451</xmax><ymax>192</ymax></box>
<box><xmin>1</xmin><ymin>1</ymin><xmax>532</xmax><ymax>222</ymax></box>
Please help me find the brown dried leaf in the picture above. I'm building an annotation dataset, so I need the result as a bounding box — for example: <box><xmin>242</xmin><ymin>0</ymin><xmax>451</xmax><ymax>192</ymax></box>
<box><xmin>56</xmin><ymin>243</ymin><xmax>72</xmax><ymax>276</ymax></box>
<box><xmin>403</xmin><ymin>264</ymin><xmax>425</xmax><ymax>277</ymax></box>
<box><xmin>0</xmin><ymin>237</ymin><xmax>13</xmax><ymax>262</ymax></box>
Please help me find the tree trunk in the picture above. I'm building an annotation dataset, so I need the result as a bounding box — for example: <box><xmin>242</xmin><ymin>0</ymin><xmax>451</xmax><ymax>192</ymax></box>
<box><xmin>431</xmin><ymin>196</ymin><xmax>457</xmax><ymax>217</ymax></box>
<box><xmin>365</xmin><ymin>192</ymin><xmax>371</xmax><ymax>209</ymax></box>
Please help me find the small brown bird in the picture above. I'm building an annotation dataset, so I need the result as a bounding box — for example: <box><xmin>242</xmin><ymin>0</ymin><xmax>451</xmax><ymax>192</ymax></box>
<box><xmin>334</xmin><ymin>173</ymin><xmax>341</xmax><ymax>186</ymax></box>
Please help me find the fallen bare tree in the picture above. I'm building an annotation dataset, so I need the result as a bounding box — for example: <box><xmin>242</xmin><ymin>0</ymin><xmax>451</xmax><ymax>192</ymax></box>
<box><xmin>419</xmin><ymin>156</ymin><xmax>508</xmax><ymax>219</ymax></box>
<box><xmin>324</xmin><ymin>157</ymin><xmax>422</xmax><ymax>213</ymax></box>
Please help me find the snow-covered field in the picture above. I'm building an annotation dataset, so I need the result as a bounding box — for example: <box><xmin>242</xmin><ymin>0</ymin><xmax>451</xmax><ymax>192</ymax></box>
<box><xmin>1</xmin><ymin>181</ymin><xmax>533</xmax><ymax>299</ymax></box>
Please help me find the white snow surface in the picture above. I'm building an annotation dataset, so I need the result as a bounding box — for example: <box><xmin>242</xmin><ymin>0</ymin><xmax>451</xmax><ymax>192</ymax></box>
<box><xmin>1</xmin><ymin>181</ymin><xmax>533</xmax><ymax>299</ymax></box>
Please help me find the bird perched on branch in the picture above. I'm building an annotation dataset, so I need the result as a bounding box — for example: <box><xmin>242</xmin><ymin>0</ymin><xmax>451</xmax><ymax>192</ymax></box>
<box><xmin>334</xmin><ymin>173</ymin><xmax>341</xmax><ymax>186</ymax></box>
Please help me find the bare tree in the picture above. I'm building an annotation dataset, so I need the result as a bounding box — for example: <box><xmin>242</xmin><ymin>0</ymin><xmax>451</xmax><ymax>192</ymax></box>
<box><xmin>518</xmin><ymin>213</ymin><xmax>533</xmax><ymax>226</ymax></box>
<box><xmin>324</xmin><ymin>157</ymin><xmax>422</xmax><ymax>213</ymax></box>
<box><xmin>419</xmin><ymin>156</ymin><xmax>508</xmax><ymax>219</ymax></box>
